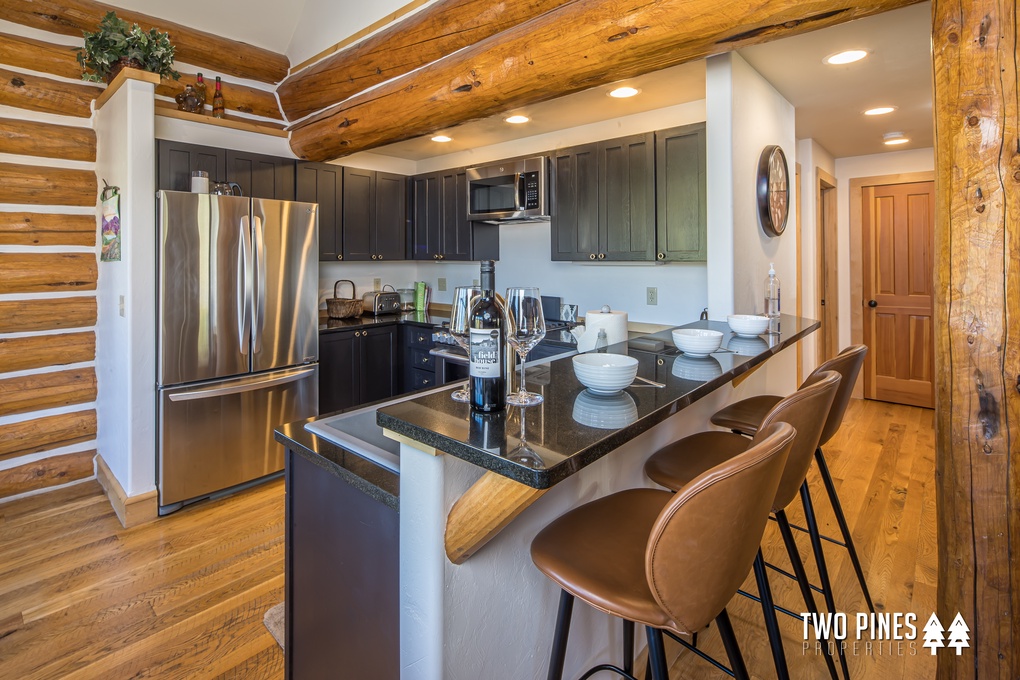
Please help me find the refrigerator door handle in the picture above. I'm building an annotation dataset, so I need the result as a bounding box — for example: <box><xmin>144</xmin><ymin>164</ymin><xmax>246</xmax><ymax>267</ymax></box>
<box><xmin>253</xmin><ymin>214</ymin><xmax>266</xmax><ymax>353</ymax></box>
<box><xmin>167</xmin><ymin>368</ymin><xmax>316</xmax><ymax>402</ymax></box>
<box><xmin>238</xmin><ymin>215</ymin><xmax>253</xmax><ymax>356</ymax></box>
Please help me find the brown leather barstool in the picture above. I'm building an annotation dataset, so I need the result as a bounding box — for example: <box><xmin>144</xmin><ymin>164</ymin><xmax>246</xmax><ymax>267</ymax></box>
<box><xmin>710</xmin><ymin>345</ymin><xmax>873</xmax><ymax>614</ymax></box>
<box><xmin>644</xmin><ymin>371</ymin><xmax>843</xmax><ymax>680</ymax></box>
<box><xmin>531</xmin><ymin>422</ymin><xmax>796</xmax><ymax>680</ymax></box>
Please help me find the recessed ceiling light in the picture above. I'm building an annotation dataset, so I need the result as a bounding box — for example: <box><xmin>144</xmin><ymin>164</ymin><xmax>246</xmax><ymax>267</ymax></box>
<box><xmin>431</xmin><ymin>135</ymin><xmax>452</xmax><ymax>143</ymax></box>
<box><xmin>825</xmin><ymin>50</ymin><xmax>868</xmax><ymax>65</ymax></box>
<box><xmin>504</xmin><ymin>115</ymin><xmax>530</xmax><ymax>124</ymax></box>
<box><xmin>864</xmin><ymin>106</ymin><xmax>897</xmax><ymax>116</ymax></box>
<box><xmin>608</xmin><ymin>86</ymin><xmax>640</xmax><ymax>99</ymax></box>
<box><xmin>883</xmin><ymin>132</ymin><xmax>909</xmax><ymax>145</ymax></box>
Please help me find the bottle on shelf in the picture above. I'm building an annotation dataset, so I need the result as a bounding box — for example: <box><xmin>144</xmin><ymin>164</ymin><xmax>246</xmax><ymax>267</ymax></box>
<box><xmin>194</xmin><ymin>72</ymin><xmax>207</xmax><ymax>111</ymax></box>
<box><xmin>764</xmin><ymin>263</ymin><xmax>781</xmax><ymax>319</ymax></box>
<box><xmin>212</xmin><ymin>76</ymin><xmax>225</xmax><ymax>118</ymax></box>
<box><xmin>468</xmin><ymin>260</ymin><xmax>506</xmax><ymax>412</ymax></box>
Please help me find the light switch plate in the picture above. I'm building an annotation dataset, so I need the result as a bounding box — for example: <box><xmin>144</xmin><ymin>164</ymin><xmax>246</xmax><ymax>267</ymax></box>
<box><xmin>438</xmin><ymin>278</ymin><xmax>447</xmax><ymax>292</ymax></box>
<box><xmin>119</xmin><ymin>295</ymin><xmax>125</xmax><ymax>317</ymax></box>
<box><xmin>373</xmin><ymin>277</ymin><xmax>381</xmax><ymax>291</ymax></box>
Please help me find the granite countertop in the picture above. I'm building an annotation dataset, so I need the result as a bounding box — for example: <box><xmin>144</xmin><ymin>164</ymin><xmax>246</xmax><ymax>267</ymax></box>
<box><xmin>318</xmin><ymin>310</ymin><xmax>450</xmax><ymax>333</ymax></box>
<box><xmin>376</xmin><ymin>314</ymin><xmax>819</xmax><ymax>489</ymax></box>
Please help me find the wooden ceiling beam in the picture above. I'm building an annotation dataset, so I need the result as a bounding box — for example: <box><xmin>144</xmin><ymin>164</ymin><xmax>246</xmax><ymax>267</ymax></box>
<box><xmin>0</xmin><ymin>0</ymin><xmax>289</xmax><ymax>84</ymax></box>
<box><xmin>289</xmin><ymin>0</ymin><xmax>922</xmax><ymax>161</ymax></box>
<box><xmin>278</xmin><ymin>0</ymin><xmax>578</xmax><ymax>122</ymax></box>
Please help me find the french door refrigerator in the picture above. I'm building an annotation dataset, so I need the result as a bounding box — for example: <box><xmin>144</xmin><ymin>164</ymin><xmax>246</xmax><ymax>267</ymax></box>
<box><xmin>157</xmin><ymin>191</ymin><xmax>318</xmax><ymax>514</ymax></box>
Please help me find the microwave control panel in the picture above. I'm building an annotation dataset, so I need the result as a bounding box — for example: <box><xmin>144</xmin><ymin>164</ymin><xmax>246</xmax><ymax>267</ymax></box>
<box><xmin>522</xmin><ymin>171</ymin><xmax>540</xmax><ymax>209</ymax></box>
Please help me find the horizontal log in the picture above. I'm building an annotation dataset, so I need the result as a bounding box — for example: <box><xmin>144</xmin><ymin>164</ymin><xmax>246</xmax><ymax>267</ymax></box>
<box><xmin>0</xmin><ymin>0</ymin><xmax>289</xmax><ymax>84</ymax></box>
<box><xmin>0</xmin><ymin>297</ymin><xmax>96</xmax><ymax>333</ymax></box>
<box><xmin>0</xmin><ymin>409</ymin><xmax>96</xmax><ymax>461</ymax></box>
<box><xmin>157</xmin><ymin>73</ymin><xmax>282</xmax><ymax>120</ymax></box>
<box><xmin>0</xmin><ymin>66</ymin><xmax>100</xmax><ymax>118</ymax></box>
<box><xmin>0</xmin><ymin>368</ymin><xmax>97</xmax><ymax>417</ymax></box>
<box><xmin>0</xmin><ymin>449</ymin><xmax>95</xmax><ymax>500</ymax></box>
<box><xmin>0</xmin><ymin>162</ymin><xmax>97</xmax><ymax>206</ymax></box>
<box><xmin>291</xmin><ymin>0</ymin><xmax>917</xmax><ymax>160</ymax></box>
<box><xmin>0</xmin><ymin>331</ymin><xmax>95</xmax><ymax>374</ymax></box>
<box><xmin>0</xmin><ymin>31</ymin><xmax>81</xmax><ymax>80</ymax></box>
<box><xmin>0</xmin><ymin>212</ymin><xmax>96</xmax><ymax>246</ymax></box>
<box><xmin>0</xmin><ymin>253</ymin><xmax>97</xmax><ymax>294</ymax></box>
<box><xmin>0</xmin><ymin>117</ymin><xmax>96</xmax><ymax>162</ymax></box>
<box><xmin>278</xmin><ymin>0</ymin><xmax>575</xmax><ymax>121</ymax></box>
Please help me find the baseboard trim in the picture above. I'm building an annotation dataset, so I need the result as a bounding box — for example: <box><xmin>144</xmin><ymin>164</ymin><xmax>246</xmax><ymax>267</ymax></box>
<box><xmin>94</xmin><ymin>453</ymin><xmax>158</xmax><ymax>528</ymax></box>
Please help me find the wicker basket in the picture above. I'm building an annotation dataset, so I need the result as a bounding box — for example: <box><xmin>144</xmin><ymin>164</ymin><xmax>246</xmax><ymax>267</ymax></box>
<box><xmin>326</xmin><ymin>280</ymin><xmax>361</xmax><ymax>319</ymax></box>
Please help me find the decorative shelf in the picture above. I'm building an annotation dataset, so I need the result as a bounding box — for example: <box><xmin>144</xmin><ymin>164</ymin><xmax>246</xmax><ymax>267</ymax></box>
<box><xmin>154</xmin><ymin>101</ymin><xmax>289</xmax><ymax>138</ymax></box>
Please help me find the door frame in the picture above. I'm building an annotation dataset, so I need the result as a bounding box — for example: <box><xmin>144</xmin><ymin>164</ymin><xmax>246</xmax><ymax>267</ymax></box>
<box><xmin>849</xmin><ymin>170</ymin><xmax>935</xmax><ymax>399</ymax></box>
<box><xmin>816</xmin><ymin>168</ymin><xmax>838</xmax><ymax>367</ymax></box>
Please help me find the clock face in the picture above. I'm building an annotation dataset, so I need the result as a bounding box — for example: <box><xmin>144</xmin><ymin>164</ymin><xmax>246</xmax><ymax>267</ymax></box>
<box><xmin>757</xmin><ymin>145</ymin><xmax>789</xmax><ymax>237</ymax></box>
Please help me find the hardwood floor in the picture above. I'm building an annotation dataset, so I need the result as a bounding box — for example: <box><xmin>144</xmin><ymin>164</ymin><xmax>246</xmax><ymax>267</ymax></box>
<box><xmin>0</xmin><ymin>397</ymin><xmax>934</xmax><ymax>679</ymax></box>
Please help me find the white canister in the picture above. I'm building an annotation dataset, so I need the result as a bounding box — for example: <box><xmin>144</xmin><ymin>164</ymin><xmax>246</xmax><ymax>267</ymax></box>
<box><xmin>191</xmin><ymin>170</ymin><xmax>210</xmax><ymax>193</ymax></box>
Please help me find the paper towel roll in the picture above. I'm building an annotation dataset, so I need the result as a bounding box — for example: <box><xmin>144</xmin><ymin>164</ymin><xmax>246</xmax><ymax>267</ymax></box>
<box><xmin>576</xmin><ymin>309</ymin><xmax>628</xmax><ymax>352</ymax></box>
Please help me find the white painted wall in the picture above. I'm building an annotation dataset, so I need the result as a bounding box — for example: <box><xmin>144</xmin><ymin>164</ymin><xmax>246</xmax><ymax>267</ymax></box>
<box><xmin>94</xmin><ymin>80</ymin><xmax>159</xmax><ymax>497</ymax></box>
<box><xmin>796</xmin><ymin>139</ymin><xmax>836</xmax><ymax>375</ymax></box>
<box><xmin>834</xmin><ymin>147</ymin><xmax>935</xmax><ymax>348</ymax></box>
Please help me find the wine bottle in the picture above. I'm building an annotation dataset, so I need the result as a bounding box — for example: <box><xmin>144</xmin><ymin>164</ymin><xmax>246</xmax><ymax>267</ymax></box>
<box><xmin>469</xmin><ymin>260</ymin><xmax>506</xmax><ymax>412</ymax></box>
<box><xmin>212</xmin><ymin>77</ymin><xmax>225</xmax><ymax>118</ymax></box>
<box><xmin>194</xmin><ymin>72</ymin><xmax>207</xmax><ymax>111</ymax></box>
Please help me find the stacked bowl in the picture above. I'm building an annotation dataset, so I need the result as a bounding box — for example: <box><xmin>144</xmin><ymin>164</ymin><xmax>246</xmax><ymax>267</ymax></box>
<box><xmin>572</xmin><ymin>353</ymin><xmax>639</xmax><ymax>395</ymax></box>
<box><xmin>671</xmin><ymin>328</ymin><xmax>723</xmax><ymax>357</ymax></box>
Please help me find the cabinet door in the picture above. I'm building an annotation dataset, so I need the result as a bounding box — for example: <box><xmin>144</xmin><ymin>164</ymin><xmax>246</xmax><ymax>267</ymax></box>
<box><xmin>157</xmin><ymin>140</ymin><xmax>225</xmax><ymax>192</ymax></box>
<box><xmin>440</xmin><ymin>169</ymin><xmax>472</xmax><ymax>261</ymax></box>
<box><xmin>411</xmin><ymin>173</ymin><xmax>441</xmax><ymax>260</ymax></box>
<box><xmin>375</xmin><ymin>172</ymin><xmax>407</xmax><ymax>261</ymax></box>
<box><xmin>359</xmin><ymin>326</ymin><xmax>398</xmax><ymax>404</ymax></box>
<box><xmin>550</xmin><ymin>144</ymin><xmax>599</xmax><ymax>261</ymax></box>
<box><xmin>598</xmin><ymin>133</ymin><xmax>655</xmax><ymax>261</ymax></box>
<box><xmin>655</xmin><ymin>124</ymin><xmax>707</xmax><ymax>262</ymax></box>
<box><xmin>342</xmin><ymin>167</ymin><xmax>374</xmax><ymax>261</ymax></box>
<box><xmin>319</xmin><ymin>331</ymin><xmax>358</xmax><ymax>414</ymax></box>
<box><xmin>297</xmin><ymin>162</ymin><xmax>343</xmax><ymax>262</ymax></box>
<box><xmin>226</xmin><ymin>150</ymin><xmax>296</xmax><ymax>200</ymax></box>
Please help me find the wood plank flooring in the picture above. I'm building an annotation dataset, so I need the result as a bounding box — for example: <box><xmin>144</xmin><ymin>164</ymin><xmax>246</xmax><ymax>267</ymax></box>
<box><xmin>0</xmin><ymin>398</ymin><xmax>934</xmax><ymax>679</ymax></box>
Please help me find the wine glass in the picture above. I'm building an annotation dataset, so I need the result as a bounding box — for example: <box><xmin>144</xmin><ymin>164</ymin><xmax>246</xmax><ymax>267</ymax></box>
<box><xmin>449</xmin><ymin>286</ymin><xmax>481</xmax><ymax>402</ymax></box>
<box><xmin>507</xmin><ymin>406</ymin><xmax>545</xmax><ymax>469</ymax></box>
<box><xmin>505</xmin><ymin>287</ymin><xmax>546</xmax><ymax>406</ymax></box>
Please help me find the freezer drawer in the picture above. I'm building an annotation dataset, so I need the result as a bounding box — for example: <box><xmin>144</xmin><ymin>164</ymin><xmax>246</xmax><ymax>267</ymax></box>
<box><xmin>158</xmin><ymin>365</ymin><xmax>318</xmax><ymax>509</ymax></box>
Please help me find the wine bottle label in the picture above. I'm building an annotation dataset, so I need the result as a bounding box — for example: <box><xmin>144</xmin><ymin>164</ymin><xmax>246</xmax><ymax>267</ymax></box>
<box><xmin>469</xmin><ymin>328</ymin><xmax>501</xmax><ymax>378</ymax></box>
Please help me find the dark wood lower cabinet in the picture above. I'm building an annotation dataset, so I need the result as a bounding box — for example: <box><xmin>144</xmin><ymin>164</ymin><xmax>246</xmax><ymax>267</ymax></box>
<box><xmin>318</xmin><ymin>325</ymin><xmax>399</xmax><ymax>414</ymax></box>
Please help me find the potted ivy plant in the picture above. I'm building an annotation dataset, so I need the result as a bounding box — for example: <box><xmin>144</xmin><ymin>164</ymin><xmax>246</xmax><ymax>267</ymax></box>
<box><xmin>77</xmin><ymin>11</ymin><xmax>181</xmax><ymax>84</ymax></box>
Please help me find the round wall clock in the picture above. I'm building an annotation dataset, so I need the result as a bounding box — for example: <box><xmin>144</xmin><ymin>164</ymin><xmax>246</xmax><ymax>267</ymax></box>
<box><xmin>756</xmin><ymin>145</ymin><xmax>789</xmax><ymax>237</ymax></box>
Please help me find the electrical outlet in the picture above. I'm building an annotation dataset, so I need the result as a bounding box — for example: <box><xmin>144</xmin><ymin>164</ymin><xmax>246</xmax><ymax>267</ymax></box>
<box><xmin>646</xmin><ymin>287</ymin><xmax>658</xmax><ymax>305</ymax></box>
<box><xmin>119</xmin><ymin>295</ymin><xmax>125</xmax><ymax>317</ymax></box>
<box><xmin>438</xmin><ymin>277</ymin><xmax>447</xmax><ymax>292</ymax></box>
<box><xmin>373</xmin><ymin>277</ymin><xmax>381</xmax><ymax>291</ymax></box>
<box><xmin>472</xmin><ymin>279</ymin><xmax>479</xmax><ymax>286</ymax></box>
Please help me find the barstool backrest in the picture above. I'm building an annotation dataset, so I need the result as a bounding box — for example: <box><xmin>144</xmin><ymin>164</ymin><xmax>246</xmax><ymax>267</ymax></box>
<box><xmin>803</xmin><ymin>345</ymin><xmax>868</xmax><ymax>446</ymax></box>
<box><xmin>644</xmin><ymin>421</ymin><xmax>795</xmax><ymax>634</ymax></box>
<box><xmin>753</xmin><ymin>371</ymin><xmax>840</xmax><ymax>512</ymax></box>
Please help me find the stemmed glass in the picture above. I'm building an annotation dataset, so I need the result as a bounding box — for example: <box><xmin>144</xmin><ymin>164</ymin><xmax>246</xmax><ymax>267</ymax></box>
<box><xmin>505</xmin><ymin>287</ymin><xmax>546</xmax><ymax>406</ymax></box>
<box><xmin>449</xmin><ymin>286</ymin><xmax>481</xmax><ymax>402</ymax></box>
<box><xmin>507</xmin><ymin>406</ymin><xmax>545</xmax><ymax>469</ymax></box>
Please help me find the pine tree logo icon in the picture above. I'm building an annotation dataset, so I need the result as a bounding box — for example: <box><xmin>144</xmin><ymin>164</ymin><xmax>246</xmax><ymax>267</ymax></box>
<box><xmin>947</xmin><ymin>613</ymin><xmax>970</xmax><ymax>654</ymax></box>
<box><xmin>922</xmin><ymin>613</ymin><xmax>944</xmax><ymax>655</ymax></box>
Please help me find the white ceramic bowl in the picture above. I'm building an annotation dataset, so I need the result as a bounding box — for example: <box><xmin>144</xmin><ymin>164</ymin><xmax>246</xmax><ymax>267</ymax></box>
<box><xmin>671</xmin><ymin>328</ymin><xmax>723</xmax><ymax>357</ymax></box>
<box><xmin>572</xmin><ymin>353</ymin><xmax>639</xmax><ymax>394</ymax></box>
<box><xmin>671</xmin><ymin>354</ymin><xmax>723</xmax><ymax>381</ymax></box>
<box><xmin>727</xmin><ymin>335</ymin><xmax>770</xmax><ymax>356</ymax></box>
<box><xmin>727</xmin><ymin>314</ymin><xmax>769</xmax><ymax>337</ymax></box>
<box><xmin>572</xmin><ymin>390</ymin><xmax>639</xmax><ymax>429</ymax></box>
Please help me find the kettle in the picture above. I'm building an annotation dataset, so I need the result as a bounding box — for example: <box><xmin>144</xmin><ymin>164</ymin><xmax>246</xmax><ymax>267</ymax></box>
<box><xmin>211</xmin><ymin>181</ymin><xmax>243</xmax><ymax>196</ymax></box>
<box><xmin>570</xmin><ymin>305</ymin><xmax>629</xmax><ymax>352</ymax></box>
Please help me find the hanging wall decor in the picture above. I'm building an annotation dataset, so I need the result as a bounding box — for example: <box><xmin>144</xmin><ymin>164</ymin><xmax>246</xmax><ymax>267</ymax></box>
<box><xmin>100</xmin><ymin>182</ymin><xmax>121</xmax><ymax>262</ymax></box>
<box><xmin>756</xmin><ymin>144</ymin><xmax>789</xmax><ymax>237</ymax></box>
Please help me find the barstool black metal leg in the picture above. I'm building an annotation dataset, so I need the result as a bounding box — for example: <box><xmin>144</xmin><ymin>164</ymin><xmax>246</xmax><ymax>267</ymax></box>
<box><xmin>645</xmin><ymin>627</ymin><xmax>669</xmax><ymax>680</ymax></box>
<box><xmin>815</xmin><ymin>447</ymin><xmax>875</xmax><ymax>613</ymax></box>
<box><xmin>547</xmin><ymin>590</ymin><xmax>574</xmax><ymax>680</ymax></box>
<box><xmin>754</xmin><ymin>550</ymin><xmax>790</xmax><ymax>680</ymax></box>
<box><xmin>776</xmin><ymin>510</ymin><xmax>839</xmax><ymax>680</ymax></box>
<box><xmin>715</xmin><ymin>608</ymin><xmax>749</xmax><ymax>680</ymax></box>
<box><xmin>801</xmin><ymin>482</ymin><xmax>851</xmax><ymax>680</ymax></box>
<box><xmin>623</xmin><ymin>619</ymin><xmax>634</xmax><ymax>675</ymax></box>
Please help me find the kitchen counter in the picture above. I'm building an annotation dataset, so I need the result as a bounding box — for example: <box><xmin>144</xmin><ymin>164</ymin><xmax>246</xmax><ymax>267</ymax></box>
<box><xmin>318</xmin><ymin>309</ymin><xmax>449</xmax><ymax>333</ymax></box>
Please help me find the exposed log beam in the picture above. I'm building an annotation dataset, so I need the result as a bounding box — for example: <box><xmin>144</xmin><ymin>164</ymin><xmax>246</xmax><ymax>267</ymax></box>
<box><xmin>0</xmin><ymin>449</ymin><xmax>95</xmax><ymax>500</ymax></box>
<box><xmin>933</xmin><ymin>0</ymin><xmax>1020</xmax><ymax>676</ymax></box>
<box><xmin>0</xmin><ymin>66</ymin><xmax>99</xmax><ymax>117</ymax></box>
<box><xmin>290</xmin><ymin>0</ymin><xmax>921</xmax><ymax>161</ymax></box>
<box><xmin>0</xmin><ymin>212</ymin><xmax>96</xmax><ymax>246</ymax></box>
<box><xmin>0</xmin><ymin>162</ymin><xmax>97</xmax><ymax>206</ymax></box>
<box><xmin>0</xmin><ymin>253</ymin><xmax>97</xmax><ymax>294</ymax></box>
<box><xmin>0</xmin><ymin>118</ymin><xmax>96</xmax><ymax>162</ymax></box>
<box><xmin>278</xmin><ymin>0</ymin><xmax>577</xmax><ymax>122</ymax></box>
<box><xmin>0</xmin><ymin>32</ymin><xmax>81</xmax><ymax>80</ymax></box>
<box><xmin>0</xmin><ymin>331</ymin><xmax>95</xmax><ymax>373</ymax></box>
<box><xmin>0</xmin><ymin>368</ymin><xmax>97</xmax><ymax>417</ymax></box>
<box><xmin>157</xmin><ymin>72</ymin><xmax>282</xmax><ymax>120</ymax></box>
<box><xmin>0</xmin><ymin>410</ymin><xmax>96</xmax><ymax>461</ymax></box>
<box><xmin>0</xmin><ymin>0</ymin><xmax>289</xmax><ymax>84</ymax></box>
<box><xmin>0</xmin><ymin>297</ymin><xmax>96</xmax><ymax>333</ymax></box>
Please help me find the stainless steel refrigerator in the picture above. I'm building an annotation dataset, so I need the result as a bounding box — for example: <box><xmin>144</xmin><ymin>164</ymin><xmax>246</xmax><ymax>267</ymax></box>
<box><xmin>156</xmin><ymin>191</ymin><xmax>318</xmax><ymax>514</ymax></box>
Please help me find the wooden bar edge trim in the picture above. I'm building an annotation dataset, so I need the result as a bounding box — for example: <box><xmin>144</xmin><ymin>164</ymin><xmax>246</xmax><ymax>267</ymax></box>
<box><xmin>382</xmin><ymin>428</ymin><xmax>439</xmax><ymax>456</ymax></box>
<box><xmin>94</xmin><ymin>67</ymin><xmax>160</xmax><ymax>110</ymax></box>
<box><xmin>445</xmin><ymin>471</ymin><xmax>548</xmax><ymax>564</ymax></box>
<box><xmin>94</xmin><ymin>452</ymin><xmax>158</xmax><ymax>528</ymax></box>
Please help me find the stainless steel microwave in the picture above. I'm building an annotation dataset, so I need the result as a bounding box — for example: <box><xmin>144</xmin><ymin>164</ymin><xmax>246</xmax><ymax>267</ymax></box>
<box><xmin>466</xmin><ymin>156</ymin><xmax>549</xmax><ymax>223</ymax></box>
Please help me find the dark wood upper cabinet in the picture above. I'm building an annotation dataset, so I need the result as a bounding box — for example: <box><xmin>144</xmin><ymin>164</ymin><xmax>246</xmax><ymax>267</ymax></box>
<box><xmin>598</xmin><ymin>133</ymin><xmax>655</xmax><ymax>261</ymax></box>
<box><xmin>411</xmin><ymin>168</ymin><xmax>497</xmax><ymax>261</ymax></box>
<box><xmin>226</xmin><ymin>149</ymin><xmax>296</xmax><ymax>201</ymax></box>
<box><xmin>655</xmin><ymin>123</ymin><xmax>707</xmax><ymax>262</ymax></box>
<box><xmin>375</xmin><ymin>172</ymin><xmax>408</xmax><ymax>261</ymax></box>
<box><xmin>439</xmin><ymin>170</ymin><xmax>472</xmax><ymax>261</ymax></box>
<box><xmin>296</xmin><ymin>162</ymin><xmax>343</xmax><ymax>262</ymax></box>
<box><xmin>551</xmin><ymin>143</ymin><xmax>599</xmax><ymax>261</ymax></box>
<box><xmin>156</xmin><ymin>140</ymin><xmax>225</xmax><ymax>193</ymax></box>
<box><xmin>342</xmin><ymin>167</ymin><xmax>407</xmax><ymax>261</ymax></box>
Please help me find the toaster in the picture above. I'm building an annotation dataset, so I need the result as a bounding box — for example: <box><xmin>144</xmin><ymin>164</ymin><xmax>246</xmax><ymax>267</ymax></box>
<box><xmin>362</xmin><ymin>291</ymin><xmax>402</xmax><ymax>315</ymax></box>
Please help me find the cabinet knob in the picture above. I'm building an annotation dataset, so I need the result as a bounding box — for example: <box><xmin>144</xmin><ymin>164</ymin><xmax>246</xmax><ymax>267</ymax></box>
<box><xmin>438</xmin><ymin>254</ymin><xmax>444</xmax><ymax>261</ymax></box>
<box><xmin>422</xmin><ymin>356</ymin><xmax>428</xmax><ymax>364</ymax></box>
<box><xmin>657</xmin><ymin>358</ymin><xmax>664</xmax><ymax>366</ymax></box>
<box><xmin>337</xmin><ymin>254</ymin><xmax>343</xmax><ymax>260</ymax></box>
<box><xmin>589</xmin><ymin>253</ymin><xmax>596</xmax><ymax>260</ymax></box>
<box><xmin>423</xmin><ymin>379</ymin><xmax>431</xmax><ymax>385</ymax></box>
<box><xmin>598</xmin><ymin>253</ymin><xmax>606</xmax><ymax>260</ymax></box>
<box><xmin>657</xmin><ymin>252</ymin><xmax>665</xmax><ymax>260</ymax></box>
<box><xmin>371</xmin><ymin>254</ymin><xmax>377</xmax><ymax>260</ymax></box>
<box><xmin>433</xmin><ymin>254</ymin><xmax>439</xmax><ymax>260</ymax></box>
<box><xmin>378</xmin><ymin>255</ymin><xmax>383</xmax><ymax>260</ymax></box>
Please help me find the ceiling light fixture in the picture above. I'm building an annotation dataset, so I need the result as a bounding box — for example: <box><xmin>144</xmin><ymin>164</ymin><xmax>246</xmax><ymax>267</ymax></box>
<box><xmin>825</xmin><ymin>49</ymin><xmax>868</xmax><ymax>65</ymax></box>
<box><xmin>883</xmin><ymin>132</ymin><xmax>909</xmax><ymax>145</ymax></box>
<box><xmin>608</xmin><ymin>86</ymin><xmax>640</xmax><ymax>99</ymax></box>
<box><xmin>864</xmin><ymin>106</ymin><xmax>897</xmax><ymax>116</ymax></box>
<box><xmin>431</xmin><ymin>135</ymin><xmax>453</xmax><ymax>143</ymax></box>
<box><xmin>504</xmin><ymin>115</ymin><xmax>530</xmax><ymax>124</ymax></box>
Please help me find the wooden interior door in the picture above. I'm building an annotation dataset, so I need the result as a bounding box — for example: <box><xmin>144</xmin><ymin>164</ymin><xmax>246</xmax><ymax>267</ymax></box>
<box><xmin>817</xmin><ymin>170</ymin><xmax>839</xmax><ymax>364</ymax></box>
<box><xmin>862</xmin><ymin>181</ymin><xmax>935</xmax><ymax>408</ymax></box>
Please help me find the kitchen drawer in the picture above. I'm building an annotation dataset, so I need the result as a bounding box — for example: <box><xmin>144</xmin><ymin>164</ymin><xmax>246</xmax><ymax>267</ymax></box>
<box><xmin>408</xmin><ymin>327</ymin><xmax>435</xmax><ymax>348</ymax></box>
<box><xmin>409</xmin><ymin>368</ymin><xmax>436</xmax><ymax>389</ymax></box>
<box><xmin>411</xmin><ymin>348</ymin><xmax>434</xmax><ymax>371</ymax></box>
